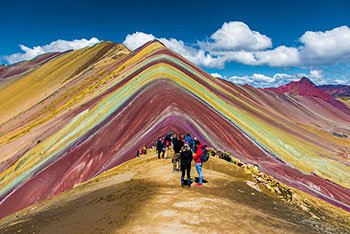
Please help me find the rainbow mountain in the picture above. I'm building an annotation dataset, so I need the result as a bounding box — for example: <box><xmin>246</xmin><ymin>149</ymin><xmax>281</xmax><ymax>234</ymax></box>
<box><xmin>0</xmin><ymin>40</ymin><xmax>349</xmax><ymax>219</ymax></box>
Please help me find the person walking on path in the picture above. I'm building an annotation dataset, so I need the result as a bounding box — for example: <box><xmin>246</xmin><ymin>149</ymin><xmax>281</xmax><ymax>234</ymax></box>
<box><xmin>180</xmin><ymin>144</ymin><xmax>193</xmax><ymax>187</ymax></box>
<box><xmin>193</xmin><ymin>142</ymin><xmax>205</xmax><ymax>187</ymax></box>
<box><xmin>156</xmin><ymin>137</ymin><xmax>165</xmax><ymax>159</ymax></box>
<box><xmin>164</xmin><ymin>134</ymin><xmax>172</xmax><ymax>159</ymax></box>
<box><xmin>172</xmin><ymin>136</ymin><xmax>184</xmax><ymax>172</ymax></box>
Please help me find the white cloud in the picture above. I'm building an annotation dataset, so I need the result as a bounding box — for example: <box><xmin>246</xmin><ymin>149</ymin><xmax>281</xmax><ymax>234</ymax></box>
<box><xmin>334</xmin><ymin>79</ymin><xmax>347</xmax><ymax>85</ymax></box>
<box><xmin>199</xmin><ymin>21</ymin><xmax>272</xmax><ymax>51</ymax></box>
<box><xmin>227</xmin><ymin>73</ymin><xmax>277</xmax><ymax>86</ymax></box>
<box><xmin>254</xmin><ymin>46</ymin><xmax>300</xmax><ymax>67</ymax></box>
<box><xmin>210</xmin><ymin>72</ymin><xmax>223</xmax><ymax>78</ymax></box>
<box><xmin>122</xmin><ymin>23</ymin><xmax>350</xmax><ymax>70</ymax></box>
<box><xmin>211</xmin><ymin>70</ymin><xmax>332</xmax><ymax>87</ymax></box>
<box><xmin>215</xmin><ymin>50</ymin><xmax>259</xmax><ymax>66</ymax></box>
<box><xmin>3</xmin><ymin>38</ymin><xmax>100</xmax><ymax>64</ymax></box>
<box><xmin>309</xmin><ymin>69</ymin><xmax>323</xmax><ymax>79</ymax></box>
<box><xmin>123</xmin><ymin>32</ymin><xmax>156</xmax><ymax>50</ymax></box>
<box><xmin>218</xmin><ymin>46</ymin><xmax>300</xmax><ymax>67</ymax></box>
<box><xmin>158</xmin><ymin>38</ymin><xmax>225</xmax><ymax>68</ymax></box>
<box><xmin>300</xmin><ymin>26</ymin><xmax>350</xmax><ymax>65</ymax></box>
<box><xmin>297</xmin><ymin>69</ymin><xmax>327</xmax><ymax>85</ymax></box>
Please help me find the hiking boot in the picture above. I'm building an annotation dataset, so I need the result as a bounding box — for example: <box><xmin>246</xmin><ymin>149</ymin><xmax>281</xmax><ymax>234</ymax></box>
<box><xmin>195</xmin><ymin>183</ymin><xmax>203</xmax><ymax>187</ymax></box>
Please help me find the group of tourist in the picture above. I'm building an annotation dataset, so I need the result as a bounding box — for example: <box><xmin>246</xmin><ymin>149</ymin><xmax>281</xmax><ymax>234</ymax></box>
<box><xmin>155</xmin><ymin>132</ymin><xmax>207</xmax><ymax>187</ymax></box>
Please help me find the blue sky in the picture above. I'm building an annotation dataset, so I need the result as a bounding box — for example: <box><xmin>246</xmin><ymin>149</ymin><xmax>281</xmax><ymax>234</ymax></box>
<box><xmin>1</xmin><ymin>0</ymin><xmax>350</xmax><ymax>87</ymax></box>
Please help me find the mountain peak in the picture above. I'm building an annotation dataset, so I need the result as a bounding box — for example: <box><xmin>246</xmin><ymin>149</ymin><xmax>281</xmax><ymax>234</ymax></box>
<box><xmin>299</xmin><ymin>77</ymin><xmax>314</xmax><ymax>84</ymax></box>
<box><xmin>266</xmin><ymin>77</ymin><xmax>331</xmax><ymax>100</ymax></box>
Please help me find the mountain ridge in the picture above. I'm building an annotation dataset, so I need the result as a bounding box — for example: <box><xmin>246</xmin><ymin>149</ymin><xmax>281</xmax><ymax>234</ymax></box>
<box><xmin>0</xmin><ymin>40</ymin><xmax>349</xmax><ymax>219</ymax></box>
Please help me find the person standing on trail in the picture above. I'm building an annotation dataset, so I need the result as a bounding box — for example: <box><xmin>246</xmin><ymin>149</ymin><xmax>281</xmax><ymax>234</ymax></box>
<box><xmin>185</xmin><ymin>133</ymin><xmax>194</xmax><ymax>149</ymax></box>
<box><xmin>164</xmin><ymin>134</ymin><xmax>172</xmax><ymax>159</ymax></box>
<box><xmin>180</xmin><ymin>144</ymin><xmax>193</xmax><ymax>187</ymax></box>
<box><xmin>193</xmin><ymin>142</ymin><xmax>205</xmax><ymax>187</ymax></box>
<box><xmin>193</xmin><ymin>137</ymin><xmax>200</xmax><ymax>152</ymax></box>
<box><xmin>142</xmin><ymin>145</ymin><xmax>148</xmax><ymax>155</ymax></box>
<box><xmin>156</xmin><ymin>137</ymin><xmax>165</xmax><ymax>159</ymax></box>
<box><xmin>172</xmin><ymin>136</ymin><xmax>184</xmax><ymax>172</ymax></box>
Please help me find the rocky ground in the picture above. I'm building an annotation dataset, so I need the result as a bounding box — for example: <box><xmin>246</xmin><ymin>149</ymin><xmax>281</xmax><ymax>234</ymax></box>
<box><xmin>0</xmin><ymin>152</ymin><xmax>349</xmax><ymax>234</ymax></box>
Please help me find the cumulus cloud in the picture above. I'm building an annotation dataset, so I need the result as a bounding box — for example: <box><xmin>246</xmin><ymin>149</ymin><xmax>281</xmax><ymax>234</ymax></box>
<box><xmin>300</xmin><ymin>26</ymin><xmax>350</xmax><ymax>65</ymax></box>
<box><xmin>334</xmin><ymin>79</ymin><xmax>348</xmax><ymax>85</ymax></box>
<box><xmin>210</xmin><ymin>72</ymin><xmax>223</xmax><ymax>78</ymax></box>
<box><xmin>123</xmin><ymin>23</ymin><xmax>350</xmax><ymax>70</ymax></box>
<box><xmin>123</xmin><ymin>32</ymin><xmax>156</xmax><ymax>50</ymax></box>
<box><xmin>297</xmin><ymin>69</ymin><xmax>327</xmax><ymax>85</ymax></box>
<box><xmin>3</xmin><ymin>38</ymin><xmax>100</xmax><ymax>64</ymax></box>
<box><xmin>229</xmin><ymin>73</ymin><xmax>277</xmax><ymax>86</ymax></box>
<box><xmin>199</xmin><ymin>21</ymin><xmax>272</xmax><ymax>51</ymax></box>
<box><xmin>123</xmin><ymin>22</ymin><xmax>272</xmax><ymax>68</ymax></box>
<box><xmin>217</xmin><ymin>46</ymin><xmax>300</xmax><ymax>67</ymax></box>
<box><xmin>253</xmin><ymin>46</ymin><xmax>300</xmax><ymax>67</ymax></box>
<box><xmin>159</xmin><ymin>38</ymin><xmax>225</xmax><ymax>68</ymax></box>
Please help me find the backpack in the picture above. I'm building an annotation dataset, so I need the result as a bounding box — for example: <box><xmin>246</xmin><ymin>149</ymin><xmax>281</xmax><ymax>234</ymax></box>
<box><xmin>201</xmin><ymin>149</ymin><xmax>209</xmax><ymax>162</ymax></box>
<box><xmin>165</xmin><ymin>140</ymin><xmax>170</xmax><ymax>147</ymax></box>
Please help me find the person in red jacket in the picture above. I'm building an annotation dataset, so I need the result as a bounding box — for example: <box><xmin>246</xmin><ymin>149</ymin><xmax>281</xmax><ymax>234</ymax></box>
<box><xmin>193</xmin><ymin>142</ymin><xmax>204</xmax><ymax>187</ymax></box>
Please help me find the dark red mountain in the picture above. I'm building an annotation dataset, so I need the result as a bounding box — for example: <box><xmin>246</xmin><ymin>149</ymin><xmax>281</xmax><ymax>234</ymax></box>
<box><xmin>266</xmin><ymin>77</ymin><xmax>331</xmax><ymax>100</ymax></box>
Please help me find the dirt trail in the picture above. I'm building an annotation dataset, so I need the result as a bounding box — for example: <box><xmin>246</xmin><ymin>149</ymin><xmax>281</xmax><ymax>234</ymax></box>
<box><xmin>0</xmin><ymin>154</ymin><xmax>349</xmax><ymax>234</ymax></box>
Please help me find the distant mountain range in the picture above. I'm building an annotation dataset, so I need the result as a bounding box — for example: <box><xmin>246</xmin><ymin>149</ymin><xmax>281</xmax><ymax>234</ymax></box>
<box><xmin>318</xmin><ymin>84</ymin><xmax>350</xmax><ymax>98</ymax></box>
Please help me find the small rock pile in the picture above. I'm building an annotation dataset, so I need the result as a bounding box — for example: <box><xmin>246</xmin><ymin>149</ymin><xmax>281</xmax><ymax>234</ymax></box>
<box><xmin>207</xmin><ymin>148</ymin><xmax>312</xmax><ymax>214</ymax></box>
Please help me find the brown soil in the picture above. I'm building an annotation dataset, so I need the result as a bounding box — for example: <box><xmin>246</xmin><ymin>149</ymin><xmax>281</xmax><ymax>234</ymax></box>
<box><xmin>0</xmin><ymin>154</ymin><xmax>349</xmax><ymax>234</ymax></box>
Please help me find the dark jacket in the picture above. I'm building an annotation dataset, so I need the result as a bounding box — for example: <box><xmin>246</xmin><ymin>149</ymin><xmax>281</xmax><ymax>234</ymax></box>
<box><xmin>173</xmin><ymin>138</ymin><xmax>184</xmax><ymax>153</ymax></box>
<box><xmin>180</xmin><ymin>150</ymin><xmax>193</xmax><ymax>166</ymax></box>
<box><xmin>164</xmin><ymin>135</ymin><xmax>172</xmax><ymax>147</ymax></box>
<box><xmin>156</xmin><ymin>140</ymin><xmax>164</xmax><ymax>151</ymax></box>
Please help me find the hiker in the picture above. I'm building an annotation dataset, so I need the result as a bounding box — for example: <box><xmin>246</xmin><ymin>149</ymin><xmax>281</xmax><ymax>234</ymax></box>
<box><xmin>142</xmin><ymin>145</ymin><xmax>147</xmax><ymax>155</ymax></box>
<box><xmin>173</xmin><ymin>136</ymin><xmax>184</xmax><ymax>172</ymax></box>
<box><xmin>185</xmin><ymin>133</ymin><xmax>194</xmax><ymax>149</ymax></box>
<box><xmin>193</xmin><ymin>142</ymin><xmax>205</xmax><ymax>187</ymax></box>
<box><xmin>193</xmin><ymin>137</ymin><xmax>200</xmax><ymax>152</ymax></box>
<box><xmin>156</xmin><ymin>137</ymin><xmax>165</xmax><ymax>159</ymax></box>
<box><xmin>136</xmin><ymin>148</ymin><xmax>140</xmax><ymax>158</ymax></box>
<box><xmin>171</xmin><ymin>134</ymin><xmax>177</xmax><ymax>145</ymax></box>
<box><xmin>180</xmin><ymin>144</ymin><xmax>193</xmax><ymax>187</ymax></box>
<box><xmin>179</xmin><ymin>133</ymin><xmax>185</xmax><ymax>142</ymax></box>
<box><xmin>164</xmin><ymin>134</ymin><xmax>172</xmax><ymax>159</ymax></box>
